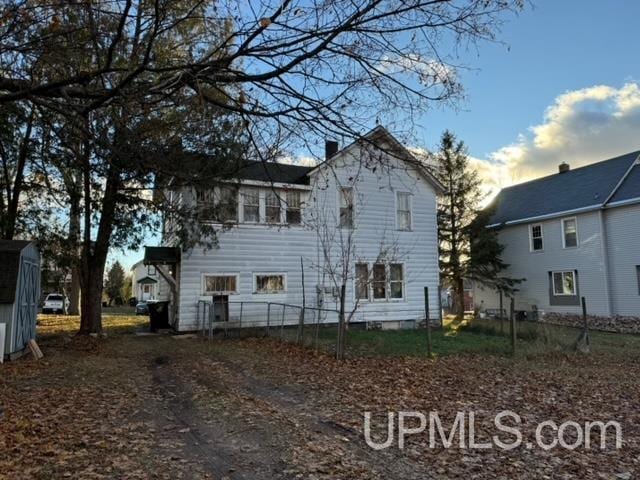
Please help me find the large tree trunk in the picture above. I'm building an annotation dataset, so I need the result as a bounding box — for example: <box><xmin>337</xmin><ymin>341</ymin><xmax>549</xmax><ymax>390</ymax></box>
<box><xmin>79</xmin><ymin>261</ymin><xmax>104</xmax><ymax>334</ymax></box>
<box><xmin>67</xmin><ymin>192</ymin><xmax>81</xmax><ymax>315</ymax></box>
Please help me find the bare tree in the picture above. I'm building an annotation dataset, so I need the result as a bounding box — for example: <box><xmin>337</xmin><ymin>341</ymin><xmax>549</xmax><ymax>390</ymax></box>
<box><xmin>0</xmin><ymin>1</ymin><xmax>523</xmax><ymax>333</ymax></box>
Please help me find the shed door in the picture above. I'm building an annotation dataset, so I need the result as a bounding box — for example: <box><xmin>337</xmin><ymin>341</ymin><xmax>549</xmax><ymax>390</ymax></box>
<box><xmin>14</xmin><ymin>257</ymin><xmax>39</xmax><ymax>352</ymax></box>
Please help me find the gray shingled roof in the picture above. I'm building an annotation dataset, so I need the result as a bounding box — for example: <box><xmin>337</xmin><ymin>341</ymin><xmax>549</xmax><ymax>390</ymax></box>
<box><xmin>235</xmin><ymin>160</ymin><xmax>312</xmax><ymax>185</ymax></box>
<box><xmin>488</xmin><ymin>151</ymin><xmax>640</xmax><ymax>225</ymax></box>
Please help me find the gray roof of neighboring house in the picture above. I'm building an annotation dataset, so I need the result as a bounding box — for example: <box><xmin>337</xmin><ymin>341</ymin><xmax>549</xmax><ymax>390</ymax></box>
<box><xmin>488</xmin><ymin>150</ymin><xmax>640</xmax><ymax>225</ymax></box>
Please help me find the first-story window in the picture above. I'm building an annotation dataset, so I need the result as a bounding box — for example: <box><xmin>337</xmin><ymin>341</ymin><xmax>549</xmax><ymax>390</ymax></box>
<box><xmin>357</xmin><ymin>262</ymin><xmax>405</xmax><ymax>301</ymax></box>
<box><xmin>355</xmin><ymin>263</ymin><xmax>370</xmax><ymax>301</ymax></box>
<box><xmin>286</xmin><ymin>190</ymin><xmax>302</xmax><ymax>225</ymax></box>
<box><xmin>552</xmin><ymin>271</ymin><xmax>576</xmax><ymax>296</ymax></box>
<box><xmin>254</xmin><ymin>273</ymin><xmax>286</xmax><ymax>294</ymax></box>
<box><xmin>389</xmin><ymin>264</ymin><xmax>404</xmax><ymax>299</ymax></box>
<box><xmin>372</xmin><ymin>263</ymin><xmax>387</xmax><ymax>300</ymax></box>
<box><xmin>203</xmin><ymin>274</ymin><xmax>238</xmax><ymax>295</ymax></box>
<box><xmin>243</xmin><ymin>188</ymin><xmax>260</xmax><ymax>223</ymax></box>
<box><xmin>530</xmin><ymin>224</ymin><xmax>543</xmax><ymax>251</ymax></box>
<box><xmin>265</xmin><ymin>190</ymin><xmax>281</xmax><ymax>224</ymax></box>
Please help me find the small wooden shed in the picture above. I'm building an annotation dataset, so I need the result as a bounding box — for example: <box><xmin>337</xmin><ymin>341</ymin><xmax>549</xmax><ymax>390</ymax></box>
<box><xmin>0</xmin><ymin>240</ymin><xmax>40</xmax><ymax>360</ymax></box>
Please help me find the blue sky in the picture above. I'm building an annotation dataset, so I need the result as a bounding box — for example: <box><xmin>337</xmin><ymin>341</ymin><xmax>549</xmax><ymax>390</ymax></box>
<box><xmin>114</xmin><ymin>0</ymin><xmax>640</xmax><ymax>270</ymax></box>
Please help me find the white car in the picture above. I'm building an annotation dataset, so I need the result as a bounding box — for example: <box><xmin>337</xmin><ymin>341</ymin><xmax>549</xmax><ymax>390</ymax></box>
<box><xmin>42</xmin><ymin>293</ymin><xmax>68</xmax><ymax>314</ymax></box>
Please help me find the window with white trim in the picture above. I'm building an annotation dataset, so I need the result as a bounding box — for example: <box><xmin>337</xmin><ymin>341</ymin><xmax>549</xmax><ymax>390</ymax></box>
<box><xmin>396</xmin><ymin>192</ymin><xmax>411</xmax><ymax>230</ymax></box>
<box><xmin>372</xmin><ymin>264</ymin><xmax>387</xmax><ymax>300</ymax></box>
<box><xmin>552</xmin><ymin>271</ymin><xmax>576</xmax><ymax>296</ymax></box>
<box><xmin>203</xmin><ymin>274</ymin><xmax>238</xmax><ymax>295</ymax></box>
<box><xmin>530</xmin><ymin>224</ymin><xmax>543</xmax><ymax>251</ymax></box>
<box><xmin>355</xmin><ymin>263</ymin><xmax>369</xmax><ymax>301</ymax></box>
<box><xmin>339</xmin><ymin>187</ymin><xmax>354</xmax><ymax>228</ymax></box>
<box><xmin>265</xmin><ymin>190</ymin><xmax>281</xmax><ymax>224</ymax></box>
<box><xmin>148</xmin><ymin>265</ymin><xmax>156</xmax><ymax>276</ymax></box>
<box><xmin>286</xmin><ymin>190</ymin><xmax>302</xmax><ymax>225</ymax></box>
<box><xmin>254</xmin><ymin>273</ymin><xmax>286</xmax><ymax>294</ymax></box>
<box><xmin>562</xmin><ymin>217</ymin><xmax>578</xmax><ymax>248</ymax></box>
<box><xmin>357</xmin><ymin>262</ymin><xmax>405</xmax><ymax>301</ymax></box>
<box><xmin>197</xmin><ymin>186</ymin><xmax>237</xmax><ymax>223</ymax></box>
<box><xmin>389</xmin><ymin>264</ymin><xmax>404</xmax><ymax>299</ymax></box>
<box><xmin>243</xmin><ymin>188</ymin><xmax>260</xmax><ymax>223</ymax></box>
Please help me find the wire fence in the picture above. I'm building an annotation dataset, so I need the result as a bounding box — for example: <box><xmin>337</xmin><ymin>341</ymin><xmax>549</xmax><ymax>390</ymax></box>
<box><xmin>195</xmin><ymin>299</ymin><xmax>434</xmax><ymax>354</ymax></box>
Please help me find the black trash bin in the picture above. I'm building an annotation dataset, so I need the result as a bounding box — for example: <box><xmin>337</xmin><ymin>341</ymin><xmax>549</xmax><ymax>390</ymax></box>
<box><xmin>148</xmin><ymin>301</ymin><xmax>171</xmax><ymax>332</ymax></box>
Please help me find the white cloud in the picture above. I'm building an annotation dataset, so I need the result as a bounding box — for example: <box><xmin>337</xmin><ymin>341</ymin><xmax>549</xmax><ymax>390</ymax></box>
<box><xmin>474</xmin><ymin>82</ymin><xmax>640</xmax><ymax>199</ymax></box>
<box><xmin>278</xmin><ymin>155</ymin><xmax>318</xmax><ymax>167</ymax></box>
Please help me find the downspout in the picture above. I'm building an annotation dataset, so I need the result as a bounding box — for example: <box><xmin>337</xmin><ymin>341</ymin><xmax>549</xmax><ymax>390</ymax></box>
<box><xmin>597</xmin><ymin>210</ymin><xmax>613</xmax><ymax>317</ymax></box>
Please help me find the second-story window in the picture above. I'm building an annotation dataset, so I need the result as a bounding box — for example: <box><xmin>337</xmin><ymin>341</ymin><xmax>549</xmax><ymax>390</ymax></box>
<box><xmin>216</xmin><ymin>185</ymin><xmax>238</xmax><ymax>223</ymax></box>
<box><xmin>396</xmin><ymin>192</ymin><xmax>411</xmax><ymax>230</ymax></box>
<box><xmin>286</xmin><ymin>191</ymin><xmax>302</xmax><ymax>225</ymax></box>
<box><xmin>530</xmin><ymin>224</ymin><xmax>543</xmax><ymax>251</ymax></box>
<box><xmin>562</xmin><ymin>217</ymin><xmax>578</xmax><ymax>248</ymax></box>
<box><xmin>265</xmin><ymin>190</ymin><xmax>281</xmax><ymax>224</ymax></box>
<box><xmin>243</xmin><ymin>188</ymin><xmax>260</xmax><ymax>223</ymax></box>
<box><xmin>339</xmin><ymin>187</ymin><xmax>354</xmax><ymax>228</ymax></box>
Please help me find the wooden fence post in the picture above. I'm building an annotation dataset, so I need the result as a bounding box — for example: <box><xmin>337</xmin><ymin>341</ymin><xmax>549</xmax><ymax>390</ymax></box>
<box><xmin>510</xmin><ymin>297</ymin><xmax>516</xmax><ymax>354</ymax></box>
<box><xmin>424</xmin><ymin>287</ymin><xmax>432</xmax><ymax>358</ymax></box>
<box><xmin>499</xmin><ymin>290</ymin><xmax>504</xmax><ymax>335</ymax></box>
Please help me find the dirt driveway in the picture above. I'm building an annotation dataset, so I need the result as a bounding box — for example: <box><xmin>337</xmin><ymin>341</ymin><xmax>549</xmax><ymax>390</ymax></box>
<box><xmin>1</xmin><ymin>333</ymin><xmax>639</xmax><ymax>479</ymax></box>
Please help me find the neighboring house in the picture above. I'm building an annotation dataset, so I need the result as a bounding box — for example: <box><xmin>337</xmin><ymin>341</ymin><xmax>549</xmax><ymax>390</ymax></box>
<box><xmin>146</xmin><ymin>126</ymin><xmax>444</xmax><ymax>332</ymax></box>
<box><xmin>474</xmin><ymin>151</ymin><xmax>640</xmax><ymax>326</ymax></box>
<box><xmin>131</xmin><ymin>260</ymin><xmax>168</xmax><ymax>302</ymax></box>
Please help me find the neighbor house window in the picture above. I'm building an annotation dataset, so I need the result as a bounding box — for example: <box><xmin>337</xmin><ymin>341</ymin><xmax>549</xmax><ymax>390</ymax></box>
<box><xmin>552</xmin><ymin>271</ymin><xmax>576</xmax><ymax>296</ymax></box>
<box><xmin>562</xmin><ymin>217</ymin><xmax>578</xmax><ymax>248</ymax></box>
<box><xmin>530</xmin><ymin>224</ymin><xmax>544</xmax><ymax>251</ymax></box>
<box><xmin>243</xmin><ymin>188</ymin><xmax>260</xmax><ymax>223</ymax></box>
<box><xmin>265</xmin><ymin>190</ymin><xmax>281</xmax><ymax>224</ymax></box>
<box><xmin>286</xmin><ymin>191</ymin><xmax>302</xmax><ymax>225</ymax></box>
<box><xmin>148</xmin><ymin>265</ymin><xmax>156</xmax><ymax>276</ymax></box>
<box><xmin>389</xmin><ymin>264</ymin><xmax>404</xmax><ymax>299</ymax></box>
<box><xmin>339</xmin><ymin>187</ymin><xmax>354</xmax><ymax>228</ymax></box>
<box><xmin>254</xmin><ymin>273</ymin><xmax>286</xmax><ymax>294</ymax></box>
<box><xmin>372</xmin><ymin>263</ymin><xmax>386</xmax><ymax>300</ymax></box>
<box><xmin>396</xmin><ymin>192</ymin><xmax>412</xmax><ymax>230</ymax></box>
<box><xmin>355</xmin><ymin>263</ymin><xmax>370</xmax><ymax>301</ymax></box>
<box><xmin>203</xmin><ymin>274</ymin><xmax>238</xmax><ymax>295</ymax></box>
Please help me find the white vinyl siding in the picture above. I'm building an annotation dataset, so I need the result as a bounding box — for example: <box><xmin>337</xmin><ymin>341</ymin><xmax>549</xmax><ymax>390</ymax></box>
<box><xmin>396</xmin><ymin>192</ymin><xmax>412</xmax><ymax>230</ymax></box>
<box><xmin>562</xmin><ymin>217</ymin><xmax>578</xmax><ymax>248</ymax></box>
<box><xmin>530</xmin><ymin>224</ymin><xmax>543</xmax><ymax>251</ymax></box>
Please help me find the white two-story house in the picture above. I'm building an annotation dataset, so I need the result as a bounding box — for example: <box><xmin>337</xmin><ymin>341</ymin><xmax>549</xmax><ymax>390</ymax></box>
<box><xmin>145</xmin><ymin>126</ymin><xmax>444</xmax><ymax>332</ymax></box>
<box><xmin>474</xmin><ymin>151</ymin><xmax>640</xmax><ymax>328</ymax></box>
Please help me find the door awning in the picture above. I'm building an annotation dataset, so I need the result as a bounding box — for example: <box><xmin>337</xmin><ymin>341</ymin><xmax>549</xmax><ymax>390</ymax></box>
<box><xmin>137</xmin><ymin>276</ymin><xmax>158</xmax><ymax>285</ymax></box>
<box><xmin>144</xmin><ymin>247</ymin><xmax>180</xmax><ymax>266</ymax></box>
